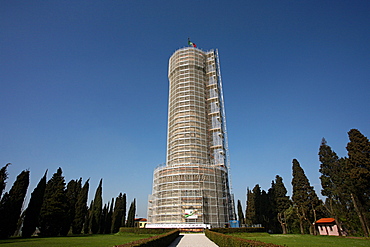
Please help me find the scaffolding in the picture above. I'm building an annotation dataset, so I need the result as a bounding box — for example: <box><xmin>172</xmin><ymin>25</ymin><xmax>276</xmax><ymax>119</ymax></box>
<box><xmin>147</xmin><ymin>164</ymin><xmax>229</xmax><ymax>227</ymax></box>
<box><xmin>148</xmin><ymin>47</ymin><xmax>235</xmax><ymax>228</ymax></box>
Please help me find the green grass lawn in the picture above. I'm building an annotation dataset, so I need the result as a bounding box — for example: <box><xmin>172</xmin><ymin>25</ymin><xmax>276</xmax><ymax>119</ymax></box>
<box><xmin>230</xmin><ymin>232</ymin><xmax>370</xmax><ymax>247</ymax></box>
<box><xmin>0</xmin><ymin>233</ymin><xmax>156</xmax><ymax>247</ymax></box>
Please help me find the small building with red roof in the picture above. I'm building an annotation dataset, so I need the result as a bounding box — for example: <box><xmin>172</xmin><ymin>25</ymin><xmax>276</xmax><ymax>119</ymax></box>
<box><xmin>315</xmin><ymin>218</ymin><xmax>341</xmax><ymax>236</ymax></box>
<box><xmin>134</xmin><ymin>218</ymin><xmax>147</xmax><ymax>228</ymax></box>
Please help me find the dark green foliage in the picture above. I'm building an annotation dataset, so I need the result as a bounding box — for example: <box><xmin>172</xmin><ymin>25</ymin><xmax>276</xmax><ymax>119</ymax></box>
<box><xmin>39</xmin><ymin>167</ymin><xmax>69</xmax><ymax>237</ymax></box>
<box><xmin>90</xmin><ymin>179</ymin><xmax>103</xmax><ymax>234</ymax></box>
<box><xmin>260</xmin><ymin>189</ymin><xmax>271</xmax><ymax>230</ymax></box>
<box><xmin>15</xmin><ymin>210</ymin><xmax>25</xmax><ymax>237</ymax></box>
<box><xmin>269</xmin><ymin>175</ymin><xmax>291</xmax><ymax>234</ymax></box>
<box><xmin>237</xmin><ymin>199</ymin><xmax>245</xmax><ymax>226</ymax></box>
<box><xmin>319</xmin><ymin>138</ymin><xmax>351</xmax><ymax>235</ymax></box>
<box><xmin>252</xmin><ymin>185</ymin><xmax>262</xmax><ymax>225</ymax></box>
<box><xmin>291</xmin><ymin>159</ymin><xmax>323</xmax><ymax>234</ymax></box>
<box><xmin>283</xmin><ymin>205</ymin><xmax>300</xmax><ymax>234</ymax></box>
<box><xmin>292</xmin><ymin>159</ymin><xmax>312</xmax><ymax>234</ymax></box>
<box><xmin>22</xmin><ymin>170</ymin><xmax>47</xmax><ymax>237</ymax></box>
<box><xmin>84</xmin><ymin>200</ymin><xmax>93</xmax><ymax>234</ymax></box>
<box><xmin>241</xmin><ymin>129</ymin><xmax>370</xmax><ymax>236</ymax></box>
<box><xmin>267</xmin><ymin>182</ymin><xmax>278</xmax><ymax>233</ymax></box>
<box><xmin>0</xmin><ymin>170</ymin><xmax>30</xmax><ymax>238</ymax></box>
<box><xmin>72</xmin><ymin>179</ymin><xmax>89</xmax><ymax>234</ymax></box>
<box><xmin>0</xmin><ymin>163</ymin><xmax>11</xmax><ymax>200</ymax></box>
<box><xmin>114</xmin><ymin>229</ymin><xmax>180</xmax><ymax>247</ymax></box>
<box><xmin>99</xmin><ymin>203</ymin><xmax>108</xmax><ymax>234</ymax></box>
<box><xmin>210</xmin><ymin>227</ymin><xmax>265</xmax><ymax>234</ymax></box>
<box><xmin>60</xmin><ymin>178</ymin><xmax>82</xmax><ymax>235</ymax></box>
<box><xmin>318</xmin><ymin>132</ymin><xmax>370</xmax><ymax>236</ymax></box>
<box><xmin>118</xmin><ymin>228</ymin><xmax>174</xmax><ymax>234</ymax></box>
<box><xmin>120</xmin><ymin>194</ymin><xmax>127</xmax><ymax>227</ymax></box>
<box><xmin>245</xmin><ymin>188</ymin><xmax>255</xmax><ymax>226</ymax></box>
<box><xmin>126</xmin><ymin>199</ymin><xmax>136</xmax><ymax>227</ymax></box>
<box><xmin>346</xmin><ymin>129</ymin><xmax>370</xmax><ymax>236</ymax></box>
<box><xmin>205</xmin><ymin>229</ymin><xmax>284</xmax><ymax>247</ymax></box>
<box><xmin>112</xmin><ymin>193</ymin><xmax>126</xmax><ymax>233</ymax></box>
<box><xmin>104</xmin><ymin>198</ymin><xmax>114</xmax><ymax>234</ymax></box>
<box><xmin>245</xmin><ymin>185</ymin><xmax>270</xmax><ymax>228</ymax></box>
<box><xmin>319</xmin><ymin>138</ymin><xmax>343</xmax><ymax>198</ymax></box>
<box><xmin>273</xmin><ymin>176</ymin><xmax>291</xmax><ymax>214</ymax></box>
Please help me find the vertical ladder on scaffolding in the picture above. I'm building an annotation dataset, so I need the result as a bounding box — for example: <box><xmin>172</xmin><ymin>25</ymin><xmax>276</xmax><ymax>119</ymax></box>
<box><xmin>215</xmin><ymin>49</ymin><xmax>236</xmax><ymax>220</ymax></box>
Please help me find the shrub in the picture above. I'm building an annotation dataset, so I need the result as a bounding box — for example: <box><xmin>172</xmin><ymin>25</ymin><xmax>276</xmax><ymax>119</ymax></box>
<box><xmin>114</xmin><ymin>229</ymin><xmax>179</xmax><ymax>247</ymax></box>
<box><xmin>205</xmin><ymin>229</ymin><xmax>284</xmax><ymax>247</ymax></box>
<box><xmin>118</xmin><ymin>227</ymin><xmax>173</xmax><ymax>235</ymax></box>
<box><xmin>210</xmin><ymin>227</ymin><xmax>265</xmax><ymax>234</ymax></box>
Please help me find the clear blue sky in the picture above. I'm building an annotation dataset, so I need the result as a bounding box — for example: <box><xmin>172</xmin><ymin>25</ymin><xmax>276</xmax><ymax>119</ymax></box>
<box><xmin>1</xmin><ymin>1</ymin><xmax>369</xmax><ymax>217</ymax></box>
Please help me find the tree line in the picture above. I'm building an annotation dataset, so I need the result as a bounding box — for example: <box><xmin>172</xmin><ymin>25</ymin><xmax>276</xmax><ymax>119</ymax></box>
<box><xmin>0</xmin><ymin>166</ymin><xmax>136</xmax><ymax>239</ymax></box>
<box><xmin>237</xmin><ymin>129</ymin><xmax>370</xmax><ymax>237</ymax></box>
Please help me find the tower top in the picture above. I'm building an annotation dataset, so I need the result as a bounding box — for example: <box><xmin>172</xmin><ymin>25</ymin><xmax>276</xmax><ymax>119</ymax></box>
<box><xmin>187</xmin><ymin>38</ymin><xmax>197</xmax><ymax>48</ymax></box>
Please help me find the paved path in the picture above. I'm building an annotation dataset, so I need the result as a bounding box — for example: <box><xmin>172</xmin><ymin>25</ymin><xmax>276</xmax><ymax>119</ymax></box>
<box><xmin>168</xmin><ymin>233</ymin><xmax>219</xmax><ymax>247</ymax></box>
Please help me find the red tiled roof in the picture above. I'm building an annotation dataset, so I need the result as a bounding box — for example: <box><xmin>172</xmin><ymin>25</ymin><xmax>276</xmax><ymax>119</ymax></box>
<box><xmin>316</xmin><ymin>218</ymin><xmax>335</xmax><ymax>224</ymax></box>
<box><xmin>134</xmin><ymin>218</ymin><xmax>147</xmax><ymax>222</ymax></box>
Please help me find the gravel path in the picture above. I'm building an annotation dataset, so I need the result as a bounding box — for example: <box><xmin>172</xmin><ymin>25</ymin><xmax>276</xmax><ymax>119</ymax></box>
<box><xmin>168</xmin><ymin>233</ymin><xmax>219</xmax><ymax>247</ymax></box>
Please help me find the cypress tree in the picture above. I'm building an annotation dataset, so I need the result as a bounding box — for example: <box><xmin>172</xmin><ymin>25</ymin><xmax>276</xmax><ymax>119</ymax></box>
<box><xmin>61</xmin><ymin>178</ymin><xmax>82</xmax><ymax>235</ymax></box>
<box><xmin>126</xmin><ymin>199</ymin><xmax>136</xmax><ymax>227</ymax></box>
<box><xmin>260</xmin><ymin>189</ymin><xmax>271</xmax><ymax>229</ymax></box>
<box><xmin>90</xmin><ymin>179</ymin><xmax>102</xmax><ymax>234</ymax></box>
<box><xmin>84</xmin><ymin>200</ymin><xmax>93</xmax><ymax>234</ymax></box>
<box><xmin>39</xmin><ymin>167</ymin><xmax>68</xmax><ymax>237</ymax></box>
<box><xmin>267</xmin><ymin>181</ymin><xmax>277</xmax><ymax>232</ymax></box>
<box><xmin>346</xmin><ymin>129</ymin><xmax>370</xmax><ymax>237</ymax></box>
<box><xmin>104</xmin><ymin>198</ymin><xmax>114</xmax><ymax>234</ymax></box>
<box><xmin>111</xmin><ymin>193</ymin><xmax>126</xmax><ymax>233</ymax></box>
<box><xmin>99</xmin><ymin>203</ymin><xmax>108</xmax><ymax>234</ymax></box>
<box><xmin>121</xmin><ymin>193</ymin><xmax>127</xmax><ymax>228</ymax></box>
<box><xmin>272</xmin><ymin>175</ymin><xmax>291</xmax><ymax>234</ymax></box>
<box><xmin>0</xmin><ymin>163</ymin><xmax>11</xmax><ymax>200</ymax></box>
<box><xmin>72</xmin><ymin>179</ymin><xmax>89</xmax><ymax>234</ymax></box>
<box><xmin>292</xmin><ymin>159</ymin><xmax>309</xmax><ymax>234</ymax></box>
<box><xmin>237</xmin><ymin>199</ymin><xmax>245</xmax><ymax>227</ymax></box>
<box><xmin>319</xmin><ymin>138</ymin><xmax>349</xmax><ymax>235</ymax></box>
<box><xmin>245</xmin><ymin>185</ymin><xmax>268</xmax><ymax>227</ymax></box>
<box><xmin>22</xmin><ymin>170</ymin><xmax>47</xmax><ymax>238</ymax></box>
<box><xmin>15</xmin><ymin>210</ymin><xmax>25</xmax><ymax>237</ymax></box>
<box><xmin>319</xmin><ymin>138</ymin><xmax>341</xmax><ymax>198</ymax></box>
<box><xmin>0</xmin><ymin>170</ymin><xmax>30</xmax><ymax>238</ymax></box>
<box><xmin>291</xmin><ymin>159</ymin><xmax>322</xmax><ymax>234</ymax></box>
<box><xmin>252</xmin><ymin>184</ymin><xmax>263</xmax><ymax>225</ymax></box>
<box><xmin>245</xmin><ymin>188</ymin><xmax>255</xmax><ymax>226</ymax></box>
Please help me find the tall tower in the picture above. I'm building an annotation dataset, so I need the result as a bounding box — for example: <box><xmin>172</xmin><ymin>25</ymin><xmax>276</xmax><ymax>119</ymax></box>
<box><xmin>148</xmin><ymin>46</ymin><xmax>235</xmax><ymax>228</ymax></box>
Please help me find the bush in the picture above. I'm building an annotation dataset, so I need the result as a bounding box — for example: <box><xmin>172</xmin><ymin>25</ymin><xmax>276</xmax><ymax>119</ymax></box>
<box><xmin>205</xmin><ymin>229</ymin><xmax>284</xmax><ymax>247</ymax></box>
<box><xmin>210</xmin><ymin>227</ymin><xmax>265</xmax><ymax>234</ymax></box>
<box><xmin>118</xmin><ymin>227</ymin><xmax>173</xmax><ymax>234</ymax></box>
<box><xmin>114</xmin><ymin>229</ymin><xmax>179</xmax><ymax>247</ymax></box>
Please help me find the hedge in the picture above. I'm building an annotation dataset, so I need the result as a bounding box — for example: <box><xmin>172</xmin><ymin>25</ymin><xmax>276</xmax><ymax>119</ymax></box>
<box><xmin>114</xmin><ymin>229</ymin><xmax>179</xmax><ymax>247</ymax></box>
<box><xmin>210</xmin><ymin>227</ymin><xmax>265</xmax><ymax>234</ymax></box>
<box><xmin>205</xmin><ymin>229</ymin><xmax>284</xmax><ymax>247</ymax></box>
<box><xmin>118</xmin><ymin>227</ymin><xmax>173</xmax><ymax>234</ymax></box>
